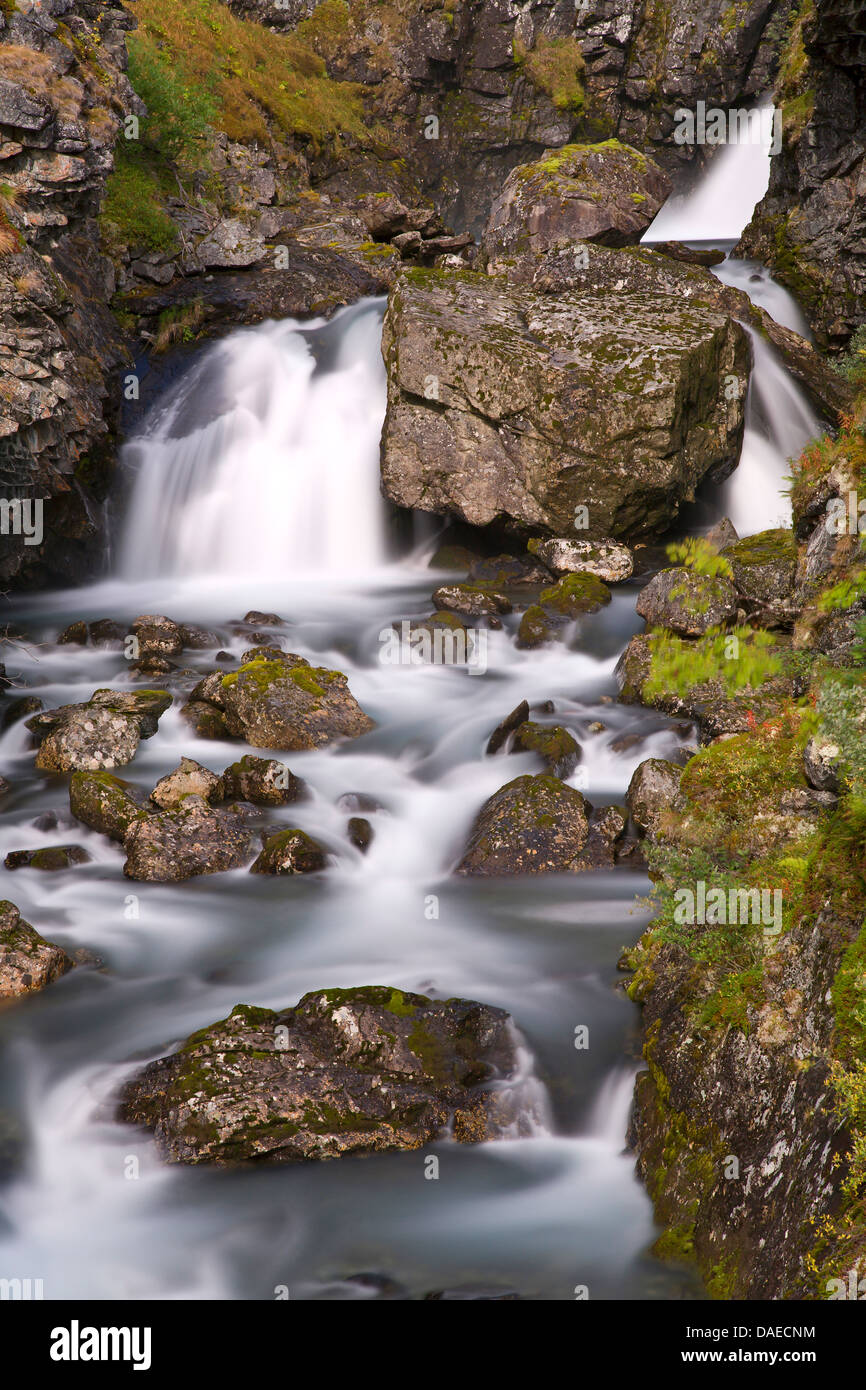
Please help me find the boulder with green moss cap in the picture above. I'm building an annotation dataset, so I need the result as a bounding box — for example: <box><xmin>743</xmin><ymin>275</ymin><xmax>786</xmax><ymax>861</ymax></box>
<box><xmin>117</xmin><ymin>985</ymin><xmax>522</xmax><ymax>1164</ymax></box>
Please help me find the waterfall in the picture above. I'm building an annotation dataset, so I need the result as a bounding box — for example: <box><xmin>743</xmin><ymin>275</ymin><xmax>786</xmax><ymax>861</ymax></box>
<box><xmin>720</xmin><ymin>326</ymin><xmax>822</xmax><ymax>534</ymax></box>
<box><xmin>641</xmin><ymin>102</ymin><xmax>775</xmax><ymax>244</ymax></box>
<box><xmin>120</xmin><ymin>297</ymin><xmax>388</xmax><ymax>580</ymax></box>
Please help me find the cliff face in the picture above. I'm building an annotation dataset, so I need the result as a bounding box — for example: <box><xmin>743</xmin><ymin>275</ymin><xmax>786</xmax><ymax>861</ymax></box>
<box><xmin>0</xmin><ymin>0</ymin><xmax>135</xmax><ymax>588</ymax></box>
<box><xmin>738</xmin><ymin>0</ymin><xmax>866</xmax><ymax>349</ymax></box>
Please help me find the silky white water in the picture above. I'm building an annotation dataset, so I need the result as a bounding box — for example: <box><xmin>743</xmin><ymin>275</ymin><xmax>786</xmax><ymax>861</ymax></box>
<box><xmin>0</xmin><ymin>127</ymin><xmax>825</xmax><ymax>1299</ymax></box>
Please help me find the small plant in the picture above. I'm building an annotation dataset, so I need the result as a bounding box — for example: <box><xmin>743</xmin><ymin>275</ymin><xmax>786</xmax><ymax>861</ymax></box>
<box><xmin>667</xmin><ymin>536</ymin><xmax>734</xmax><ymax>580</ymax></box>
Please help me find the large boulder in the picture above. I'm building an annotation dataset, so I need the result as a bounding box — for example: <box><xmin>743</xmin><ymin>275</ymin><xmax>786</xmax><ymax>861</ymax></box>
<box><xmin>626</xmin><ymin>759</ymin><xmax>684</xmax><ymax>838</ymax></box>
<box><xmin>27</xmin><ymin>690</ymin><xmax>172</xmax><ymax>773</ymax></box>
<box><xmin>482</xmin><ymin>140</ymin><xmax>670</xmax><ymax>270</ymax></box>
<box><xmin>636</xmin><ymin>567</ymin><xmax>739</xmax><ymax>636</ymax></box>
<box><xmin>0</xmin><ymin>901</ymin><xmax>72</xmax><ymax>1000</ymax></box>
<box><xmin>380</xmin><ymin>269</ymin><xmax>749</xmax><ymax>541</ymax></box>
<box><xmin>122</xmin><ymin>797</ymin><xmax>259</xmax><ymax>882</ymax></box>
<box><xmin>456</xmin><ymin>774</ymin><xmax>590</xmax><ymax>876</ymax></box>
<box><xmin>528</xmin><ymin>536</ymin><xmax>633</xmax><ymax>582</ymax></box>
<box><xmin>722</xmin><ymin>529</ymin><xmax>798</xmax><ymax>607</ymax></box>
<box><xmin>151</xmin><ymin>759</ymin><xmax>224</xmax><ymax>809</ymax></box>
<box><xmin>117</xmin><ymin>985</ymin><xmax>522</xmax><ymax>1164</ymax></box>
<box><xmin>221</xmin><ymin>755</ymin><xmax>306</xmax><ymax>806</ymax></box>
<box><xmin>190</xmin><ymin>657</ymin><xmax>374</xmax><ymax>751</ymax></box>
<box><xmin>70</xmin><ymin>770</ymin><xmax>149</xmax><ymax>842</ymax></box>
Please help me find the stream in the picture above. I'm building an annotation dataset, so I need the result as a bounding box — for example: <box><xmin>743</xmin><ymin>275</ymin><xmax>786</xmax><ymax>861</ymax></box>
<box><xmin>0</xmin><ymin>122</ymin><xmax>823</xmax><ymax>1301</ymax></box>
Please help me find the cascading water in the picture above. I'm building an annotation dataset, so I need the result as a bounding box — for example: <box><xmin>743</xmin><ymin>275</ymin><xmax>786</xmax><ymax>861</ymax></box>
<box><xmin>120</xmin><ymin>298</ymin><xmax>389</xmax><ymax>579</ymax></box>
<box><xmin>0</xmin><ymin>104</ymin><xmax>826</xmax><ymax>1301</ymax></box>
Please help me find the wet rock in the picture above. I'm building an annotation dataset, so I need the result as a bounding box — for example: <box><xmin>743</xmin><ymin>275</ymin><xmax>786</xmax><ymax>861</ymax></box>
<box><xmin>381</xmin><ymin>270</ymin><xmax>749</xmax><ymax>542</ymax></box>
<box><xmin>251</xmin><ymin>828</ymin><xmax>327</xmax><ymax>875</ymax></box>
<box><xmin>2</xmin><ymin>696</ymin><xmax>43</xmax><ymax>730</ymax></box>
<box><xmin>456</xmin><ymin>774</ymin><xmax>590</xmax><ymax>876</ymax></box>
<box><xmin>58</xmin><ymin>621</ymin><xmax>88</xmax><ymax>645</ymax></box>
<box><xmin>151</xmin><ymin>759</ymin><xmax>225</xmax><ymax>810</ymax></box>
<box><xmin>89</xmin><ymin>620</ymin><xmax>127</xmax><ymax>648</ymax></box>
<box><xmin>722</xmin><ymin>529</ymin><xmax>798</xmax><ymax>606</ymax></box>
<box><xmin>243</xmin><ymin>610</ymin><xmax>284</xmax><ymax>627</ymax></box>
<box><xmin>337</xmin><ymin>792</ymin><xmax>383</xmax><ymax>815</ymax></box>
<box><xmin>482</xmin><ymin>142</ymin><xmax>670</xmax><ymax>270</ymax></box>
<box><xmin>178</xmin><ymin>624</ymin><xmax>221</xmax><ymax>650</ymax></box>
<box><xmin>516</xmin><ymin>605</ymin><xmax>563</xmax><ymax>650</ymax></box>
<box><xmin>188</xmin><ymin>672</ymin><xmax>229</xmax><ymax>709</ymax></box>
<box><xmin>626</xmin><ymin>759</ymin><xmax>684</xmax><ymax>838</ymax></box>
<box><xmin>196</xmin><ymin>217</ymin><xmax>266</xmax><ymax>269</ymax></box>
<box><xmin>0</xmin><ymin>900</ymin><xmax>72</xmax><ymax>1000</ymax></box>
<box><xmin>213</xmin><ymin>657</ymin><xmax>374</xmax><ymax>751</ymax></box>
<box><xmin>347</xmin><ymin>817</ymin><xmax>373</xmax><ymax>853</ymax></box>
<box><xmin>466</xmin><ymin>555</ymin><xmax>551</xmax><ymax>588</ymax></box>
<box><xmin>574</xmin><ymin>805</ymin><xmax>628</xmax><ymax>871</ymax></box>
<box><xmin>27</xmin><ymin>689</ymin><xmax>171</xmax><ymax>773</ymax></box>
<box><xmin>539</xmin><ymin>573</ymin><xmax>612</xmax><ymax>617</ymax></box>
<box><xmin>70</xmin><ymin>770</ymin><xmax>148</xmax><ymax>843</ymax></box>
<box><xmin>486</xmin><ymin>700</ymin><xmax>530</xmax><ymax>755</ymax></box>
<box><xmin>180</xmin><ymin>701</ymin><xmax>229</xmax><ymax>740</ymax></box>
<box><xmin>510</xmin><ymin>722</ymin><xmax>580</xmax><ymax>779</ymax></box>
<box><xmin>803</xmin><ymin>737</ymin><xmax>841</xmax><ymax>795</ymax></box>
<box><xmin>704</xmin><ymin>518</ymin><xmax>739</xmax><ymax>552</ymax></box>
<box><xmin>636</xmin><ymin>567</ymin><xmax>738</xmax><ymax>637</ymax></box>
<box><xmin>4</xmin><ymin>845</ymin><xmax>91</xmax><ymax>871</ymax></box>
<box><xmin>0</xmin><ymin>777</ymin><xmax>11</xmax><ymax>799</ymax></box>
<box><xmin>430</xmin><ymin>584</ymin><xmax>512</xmax><ymax>619</ymax></box>
<box><xmin>123</xmin><ymin>797</ymin><xmax>259</xmax><ymax>882</ymax></box>
<box><xmin>117</xmin><ymin>985</ymin><xmax>520</xmax><ymax>1164</ymax></box>
<box><xmin>242</xmin><ymin>645</ymin><xmax>285</xmax><ymax>664</ymax></box>
<box><xmin>221</xmin><ymin>755</ymin><xmax>306</xmax><ymax>807</ymax></box>
<box><xmin>528</xmin><ymin>537</ymin><xmax>633</xmax><ymax>583</ymax></box>
<box><xmin>429</xmin><ymin>543</ymin><xmax>478</xmax><ymax>572</ymax></box>
<box><xmin>130</xmin><ymin>615</ymin><xmax>183</xmax><ymax>660</ymax></box>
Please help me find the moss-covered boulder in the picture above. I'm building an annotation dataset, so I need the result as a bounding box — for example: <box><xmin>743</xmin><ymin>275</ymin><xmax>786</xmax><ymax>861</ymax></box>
<box><xmin>722</xmin><ymin>528</ymin><xmax>798</xmax><ymax>607</ymax></box>
<box><xmin>180</xmin><ymin>701</ymin><xmax>229</xmax><ymax>740</ymax></box>
<box><xmin>0</xmin><ymin>900</ymin><xmax>72</xmax><ymax>1000</ymax></box>
<box><xmin>540</xmin><ymin>572</ymin><xmax>611</xmax><ymax>616</ymax></box>
<box><xmin>26</xmin><ymin>689</ymin><xmax>172</xmax><ymax>773</ymax></box>
<box><xmin>5</xmin><ymin>845</ymin><xmax>91</xmax><ymax>871</ymax></box>
<box><xmin>456</xmin><ymin>774</ymin><xmax>590</xmax><ymax>876</ymax></box>
<box><xmin>70</xmin><ymin>770</ymin><xmax>149</xmax><ymax>843</ymax></box>
<box><xmin>636</xmin><ymin>567</ymin><xmax>738</xmax><ymax>637</ymax></box>
<box><xmin>510</xmin><ymin>722</ymin><xmax>581</xmax><ymax>779</ymax></box>
<box><xmin>251</xmin><ymin>828</ymin><xmax>327</xmax><ymax>875</ymax></box>
<box><xmin>151</xmin><ymin>758</ymin><xmax>224</xmax><ymax>809</ymax></box>
<box><xmin>117</xmin><ymin>985</ymin><xmax>521</xmax><ymax>1164</ymax></box>
<box><xmin>381</xmin><ymin>269</ymin><xmax>749</xmax><ymax>542</ymax></box>
<box><xmin>221</xmin><ymin>755</ymin><xmax>306</xmax><ymax>806</ymax></box>
<box><xmin>516</xmin><ymin>605</ymin><xmax>561</xmax><ymax>649</ymax></box>
<box><xmin>481</xmin><ymin>141</ymin><xmax>670</xmax><ymax>269</ymax></box>
<box><xmin>123</xmin><ymin>797</ymin><xmax>259</xmax><ymax>882</ymax></box>
<box><xmin>201</xmin><ymin>657</ymin><xmax>374</xmax><ymax>751</ymax></box>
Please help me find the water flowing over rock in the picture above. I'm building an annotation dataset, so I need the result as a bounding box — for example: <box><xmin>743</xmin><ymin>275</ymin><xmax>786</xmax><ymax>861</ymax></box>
<box><xmin>381</xmin><ymin>268</ymin><xmax>749</xmax><ymax>541</ymax></box>
<box><xmin>118</xmin><ymin>986</ymin><xmax>522</xmax><ymax>1163</ymax></box>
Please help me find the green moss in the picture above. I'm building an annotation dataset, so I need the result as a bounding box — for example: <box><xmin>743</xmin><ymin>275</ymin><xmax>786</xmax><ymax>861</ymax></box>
<box><xmin>540</xmin><ymin>571</ymin><xmax>611</xmax><ymax>615</ymax></box>
<box><xmin>100</xmin><ymin>144</ymin><xmax>178</xmax><ymax>255</ymax></box>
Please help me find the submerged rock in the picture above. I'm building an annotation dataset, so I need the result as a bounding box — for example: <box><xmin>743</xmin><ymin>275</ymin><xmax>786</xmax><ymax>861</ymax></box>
<box><xmin>4</xmin><ymin>845</ymin><xmax>91</xmax><ymax>871</ymax></box>
<box><xmin>381</xmin><ymin>270</ymin><xmax>748</xmax><ymax>542</ymax></box>
<box><xmin>191</xmin><ymin>657</ymin><xmax>374</xmax><ymax>751</ymax></box>
<box><xmin>636</xmin><ymin>567</ymin><xmax>738</xmax><ymax>637</ymax></box>
<box><xmin>456</xmin><ymin>774</ymin><xmax>590</xmax><ymax>876</ymax></box>
<box><xmin>123</xmin><ymin>797</ymin><xmax>259</xmax><ymax>882</ymax></box>
<box><xmin>0</xmin><ymin>901</ymin><xmax>72</xmax><ymax>1001</ymax></box>
<box><xmin>251</xmin><ymin>829</ymin><xmax>327</xmax><ymax>875</ymax></box>
<box><xmin>347</xmin><ymin>816</ymin><xmax>373</xmax><ymax>853</ymax></box>
<box><xmin>117</xmin><ymin>985</ymin><xmax>520</xmax><ymax>1164</ymax></box>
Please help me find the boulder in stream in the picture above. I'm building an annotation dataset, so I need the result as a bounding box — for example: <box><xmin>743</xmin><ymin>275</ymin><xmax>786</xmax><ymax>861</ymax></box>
<box><xmin>221</xmin><ymin>755</ymin><xmax>307</xmax><ymax>806</ymax></box>
<box><xmin>26</xmin><ymin>689</ymin><xmax>172</xmax><ymax>773</ymax></box>
<box><xmin>0</xmin><ymin>900</ymin><xmax>72</xmax><ymax>1000</ymax></box>
<box><xmin>381</xmin><ymin>269</ymin><xmax>749</xmax><ymax>541</ymax></box>
<box><xmin>636</xmin><ymin>567</ymin><xmax>738</xmax><ymax>637</ymax></box>
<box><xmin>188</xmin><ymin>656</ymin><xmax>374</xmax><ymax>751</ymax></box>
<box><xmin>251</xmin><ymin>828</ymin><xmax>327</xmax><ymax>875</ymax></box>
<box><xmin>118</xmin><ymin>985</ymin><xmax>521</xmax><ymax>1164</ymax></box>
<box><xmin>151</xmin><ymin>758</ymin><xmax>225</xmax><ymax>809</ymax></box>
<box><xmin>123</xmin><ymin>796</ymin><xmax>260</xmax><ymax>882</ymax></box>
<box><xmin>456</xmin><ymin>774</ymin><xmax>590</xmax><ymax>876</ymax></box>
